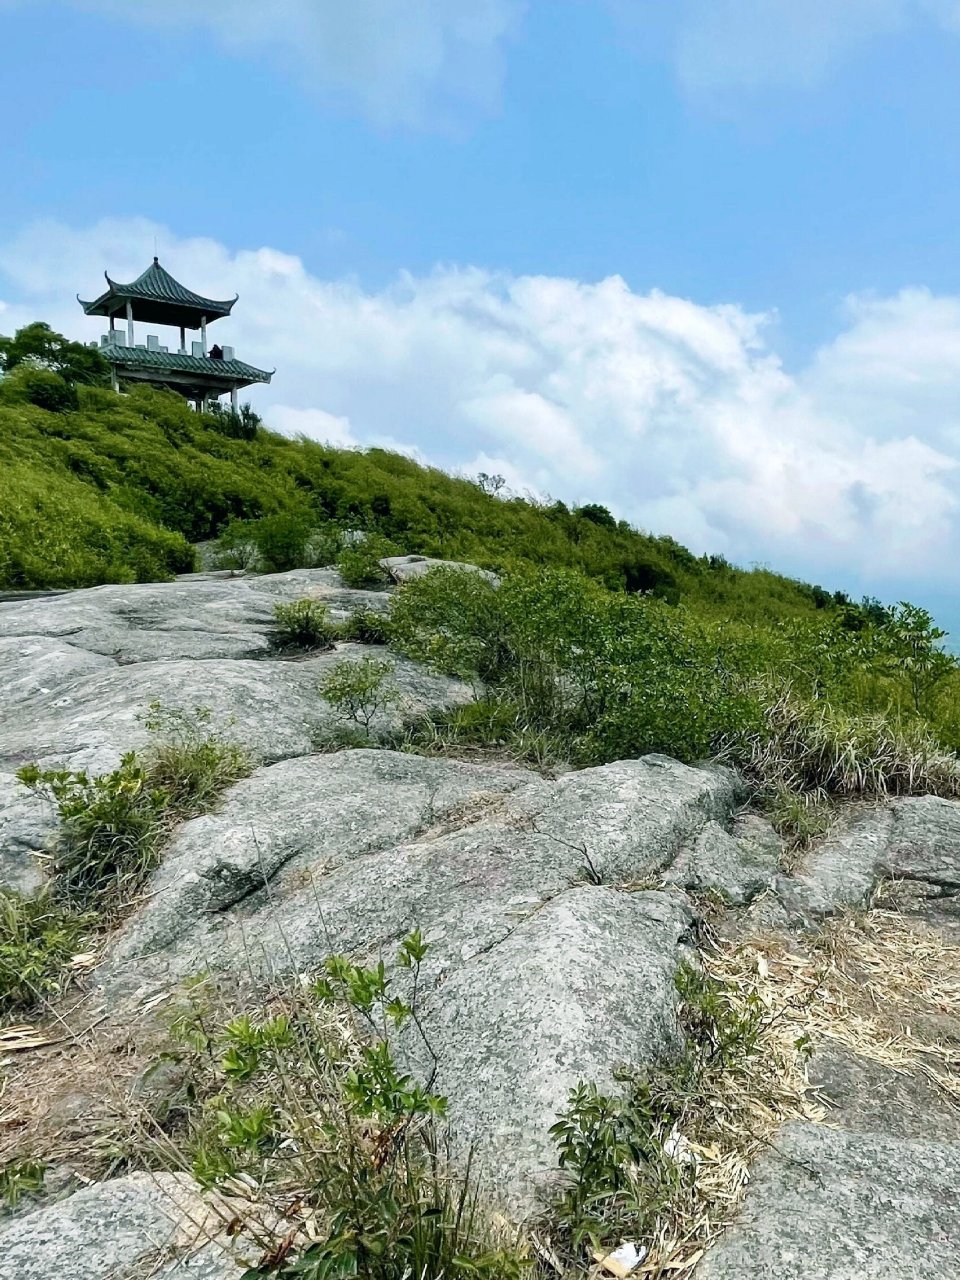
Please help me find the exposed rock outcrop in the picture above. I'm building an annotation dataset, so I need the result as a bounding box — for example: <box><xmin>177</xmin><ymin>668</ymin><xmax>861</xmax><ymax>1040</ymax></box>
<box><xmin>2</xmin><ymin>568</ymin><xmax>959</xmax><ymax>1277</ymax></box>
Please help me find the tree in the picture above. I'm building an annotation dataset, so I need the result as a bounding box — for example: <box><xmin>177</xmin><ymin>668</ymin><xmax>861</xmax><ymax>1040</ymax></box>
<box><xmin>870</xmin><ymin>603</ymin><xmax>957</xmax><ymax>714</ymax></box>
<box><xmin>475</xmin><ymin>471</ymin><xmax>506</xmax><ymax>496</ymax></box>
<box><xmin>0</xmin><ymin>322</ymin><xmax>109</xmax><ymax>387</ymax></box>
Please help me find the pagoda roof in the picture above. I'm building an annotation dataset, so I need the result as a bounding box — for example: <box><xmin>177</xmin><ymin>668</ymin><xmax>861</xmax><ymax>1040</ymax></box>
<box><xmin>79</xmin><ymin>258</ymin><xmax>238</xmax><ymax>328</ymax></box>
<box><xmin>101</xmin><ymin>344</ymin><xmax>272</xmax><ymax>392</ymax></box>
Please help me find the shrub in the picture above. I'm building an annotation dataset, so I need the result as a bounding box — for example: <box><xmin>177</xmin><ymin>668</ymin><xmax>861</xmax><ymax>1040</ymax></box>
<box><xmin>0</xmin><ymin>890</ymin><xmax>95</xmax><ymax>1015</ymax></box>
<box><xmin>390</xmin><ymin>566</ymin><xmax>763</xmax><ymax>767</ymax></box>
<box><xmin>318</xmin><ymin>656</ymin><xmax>401</xmax><ymax>737</ymax></box>
<box><xmin>0</xmin><ymin>366</ymin><xmax>79</xmax><ymax>413</ymax></box>
<box><xmin>16</xmin><ymin>704</ymin><xmax>252</xmax><ymax>910</ymax></box>
<box><xmin>719</xmin><ymin>688</ymin><xmax>960</xmax><ymax>800</ymax></box>
<box><xmin>140</xmin><ymin>702</ymin><xmax>252</xmax><ymax>815</ymax></box>
<box><xmin>547</xmin><ymin>963</ymin><xmax>766</xmax><ymax>1270</ymax></box>
<box><xmin>0</xmin><ymin>1159</ymin><xmax>46</xmax><ymax>1210</ymax></box>
<box><xmin>251</xmin><ymin>510</ymin><xmax>314</xmax><ymax>573</ymax></box>
<box><xmin>160</xmin><ymin>934</ymin><xmax>528</xmax><ymax>1279</ymax></box>
<box><xmin>270</xmin><ymin>599</ymin><xmax>338</xmax><ymax>651</ymax></box>
<box><xmin>339</xmin><ymin>604</ymin><xmax>390</xmax><ymax>645</ymax></box>
<box><xmin>336</xmin><ymin>535</ymin><xmax>399</xmax><ymax>589</ymax></box>
<box><xmin>16</xmin><ymin>754</ymin><xmax>169</xmax><ymax>908</ymax></box>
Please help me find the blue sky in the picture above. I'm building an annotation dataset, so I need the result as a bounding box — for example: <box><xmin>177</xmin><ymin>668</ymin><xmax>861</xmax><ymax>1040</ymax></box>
<box><xmin>2</xmin><ymin>1</ymin><xmax>960</xmax><ymax>630</ymax></box>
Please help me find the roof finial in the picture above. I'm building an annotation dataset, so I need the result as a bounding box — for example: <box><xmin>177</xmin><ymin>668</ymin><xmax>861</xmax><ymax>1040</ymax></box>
<box><xmin>153</xmin><ymin>255</ymin><xmax>159</xmax><ymax>265</ymax></box>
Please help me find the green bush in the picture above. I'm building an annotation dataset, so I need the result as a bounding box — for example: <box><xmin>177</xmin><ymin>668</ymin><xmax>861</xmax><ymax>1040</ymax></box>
<box><xmin>271</xmin><ymin>599</ymin><xmax>338</xmax><ymax>651</ymax></box>
<box><xmin>719</xmin><ymin>688</ymin><xmax>960</xmax><ymax>800</ymax></box>
<box><xmin>390</xmin><ymin>567</ymin><xmax>762</xmax><ymax>767</ymax></box>
<box><xmin>339</xmin><ymin>605</ymin><xmax>390</xmax><ymax>645</ymax></box>
<box><xmin>336</xmin><ymin>535</ymin><xmax>398</xmax><ymax>589</ymax></box>
<box><xmin>160</xmin><ymin>935</ymin><xmax>528</xmax><ymax>1280</ymax></box>
<box><xmin>0</xmin><ymin>366</ymin><xmax>79</xmax><ymax>413</ymax></box>
<box><xmin>16</xmin><ymin>704</ymin><xmax>252</xmax><ymax>910</ymax></box>
<box><xmin>318</xmin><ymin>656</ymin><xmax>401</xmax><ymax>737</ymax></box>
<box><xmin>0</xmin><ymin>890</ymin><xmax>95</xmax><ymax>1015</ymax></box>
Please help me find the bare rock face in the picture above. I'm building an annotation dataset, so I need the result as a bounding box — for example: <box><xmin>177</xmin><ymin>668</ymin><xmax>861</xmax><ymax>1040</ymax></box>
<box><xmin>0</xmin><ymin>572</ymin><xmax>466</xmax><ymax>892</ymax></box>
<box><xmin>380</xmin><ymin>554</ymin><xmax>501</xmax><ymax>586</ymax></box>
<box><xmin>4</xmin><ymin>569</ymin><xmax>960</xmax><ymax>1274</ymax></box>
<box><xmin>96</xmin><ymin>749</ymin><xmax>730</xmax><ymax>1207</ymax></box>
<box><xmin>696</xmin><ymin>1121</ymin><xmax>960</xmax><ymax>1280</ymax></box>
<box><xmin>0</xmin><ymin>1172</ymin><xmax>247</xmax><ymax>1280</ymax></box>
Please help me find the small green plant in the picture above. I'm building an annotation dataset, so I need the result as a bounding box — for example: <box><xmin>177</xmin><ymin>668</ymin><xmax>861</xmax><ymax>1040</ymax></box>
<box><xmin>16</xmin><ymin>754</ymin><xmax>168</xmax><ymax>907</ymax></box>
<box><xmin>318</xmin><ymin>656</ymin><xmax>401</xmax><ymax>737</ymax></box>
<box><xmin>764</xmin><ymin>783</ymin><xmax>834</xmax><ymax>861</ymax></box>
<box><xmin>17</xmin><ymin>704</ymin><xmax>251</xmax><ymax>910</ymax></box>
<box><xmin>271</xmin><ymin>599</ymin><xmax>338</xmax><ymax>651</ymax></box>
<box><xmin>141</xmin><ymin>702</ymin><xmax>252</xmax><ymax>816</ymax></box>
<box><xmin>0</xmin><ymin>1158</ymin><xmax>46</xmax><ymax>1209</ymax></box>
<box><xmin>547</xmin><ymin>963</ymin><xmax>767</xmax><ymax>1268</ymax></box>
<box><xmin>340</xmin><ymin>604</ymin><xmax>390</xmax><ymax>645</ymax></box>
<box><xmin>161</xmin><ymin>934</ymin><xmax>527</xmax><ymax>1280</ymax></box>
<box><xmin>0</xmin><ymin>890</ymin><xmax>94</xmax><ymax>1015</ymax></box>
<box><xmin>336</xmin><ymin>536</ymin><xmax>398</xmax><ymax>589</ymax></box>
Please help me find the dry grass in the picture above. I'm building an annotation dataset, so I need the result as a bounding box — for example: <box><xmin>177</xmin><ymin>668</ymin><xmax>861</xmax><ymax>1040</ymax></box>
<box><xmin>720</xmin><ymin>687</ymin><xmax>960</xmax><ymax>800</ymax></box>
<box><xmin>598</xmin><ymin>895</ymin><xmax>959</xmax><ymax>1278</ymax></box>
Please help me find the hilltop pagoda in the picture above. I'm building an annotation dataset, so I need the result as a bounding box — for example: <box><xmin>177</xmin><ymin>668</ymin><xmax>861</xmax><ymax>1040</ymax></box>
<box><xmin>79</xmin><ymin>258</ymin><xmax>273</xmax><ymax>410</ymax></box>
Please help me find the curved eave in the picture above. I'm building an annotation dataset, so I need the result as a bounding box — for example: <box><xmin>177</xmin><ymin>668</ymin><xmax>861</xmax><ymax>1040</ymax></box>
<box><xmin>104</xmin><ymin>272</ymin><xmax>237</xmax><ymax>316</ymax></box>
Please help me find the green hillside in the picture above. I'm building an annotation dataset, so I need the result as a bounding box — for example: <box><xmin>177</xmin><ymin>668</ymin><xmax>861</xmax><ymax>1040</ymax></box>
<box><xmin>1</xmin><ymin>326</ymin><xmax>860</xmax><ymax>627</ymax></box>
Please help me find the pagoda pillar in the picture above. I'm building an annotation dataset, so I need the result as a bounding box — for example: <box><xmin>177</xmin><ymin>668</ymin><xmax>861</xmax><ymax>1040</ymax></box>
<box><xmin>180</xmin><ymin>325</ymin><xmax>186</xmax><ymax>353</ymax></box>
<box><xmin>230</xmin><ymin>386</ymin><xmax>238</xmax><ymax>411</ymax></box>
<box><xmin>126</xmin><ymin>300</ymin><xmax>134</xmax><ymax>347</ymax></box>
<box><xmin>201</xmin><ymin>316</ymin><xmax>207</xmax><ymax>355</ymax></box>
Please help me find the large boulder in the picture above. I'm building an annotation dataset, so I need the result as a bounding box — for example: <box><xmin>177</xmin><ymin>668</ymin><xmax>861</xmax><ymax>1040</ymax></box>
<box><xmin>94</xmin><ymin>750</ymin><xmax>743</xmax><ymax>1210</ymax></box>
<box><xmin>380</xmin><ymin>554</ymin><xmax>500</xmax><ymax>586</ymax></box>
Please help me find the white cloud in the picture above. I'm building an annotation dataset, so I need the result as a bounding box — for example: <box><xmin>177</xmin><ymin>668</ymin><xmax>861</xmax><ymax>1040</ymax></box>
<box><xmin>269</xmin><ymin>406</ymin><xmax>358</xmax><ymax>448</ymax></box>
<box><xmin>62</xmin><ymin>0</ymin><xmax>522</xmax><ymax>128</ymax></box>
<box><xmin>2</xmin><ymin>216</ymin><xmax>959</xmax><ymax>600</ymax></box>
<box><xmin>607</xmin><ymin>0</ymin><xmax>960</xmax><ymax>99</ymax></box>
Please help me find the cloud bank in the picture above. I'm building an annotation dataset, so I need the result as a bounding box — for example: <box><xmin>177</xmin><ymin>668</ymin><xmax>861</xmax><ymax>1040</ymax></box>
<box><xmin>1</xmin><ymin>217</ymin><xmax>957</xmax><ymax>600</ymax></box>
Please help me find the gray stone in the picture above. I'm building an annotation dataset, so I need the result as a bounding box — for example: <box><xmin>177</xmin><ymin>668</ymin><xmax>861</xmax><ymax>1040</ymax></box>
<box><xmin>510</xmin><ymin>755</ymin><xmax>743</xmax><ymax>885</ymax></box>
<box><xmin>0</xmin><ymin>570</ymin><xmax>388</xmax><ymax>666</ymax></box>
<box><xmin>808</xmin><ymin>1042</ymin><xmax>960</xmax><ymax>1143</ymax></box>
<box><xmin>696</xmin><ymin>1120</ymin><xmax>960</xmax><ymax>1279</ymax></box>
<box><xmin>884</xmin><ymin>795</ymin><xmax>960</xmax><ymax>889</ymax></box>
<box><xmin>775</xmin><ymin>806</ymin><xmax>893</xmax><ymax>921</ymax></box>
<box><xmin>0</xmin><ymin>772</ymin><xmax>55</xmax><ymax>894</ymax></box>
<box><xmin>771</xmin><ymin>793</ymin><xmax>960</xmax><ymax>922</ymax></box>
<box><xmin>0</xmin><ymin>1172</ymin><xmax>247</xmax><ymax>1280</ymax></box>
<box><xmin>103</xmin><ymin>749</ymin><xmax>537</xmax><ymax>976</ymax></box>
<box><xmin>94</xmin><ymin>753</ymin><xmax>719</xmax><ymax>1211</ymax></box>
<box><xmin>413</xmin><ymin>886</ymin><xmax>694</xmax><ymax>1212</ymax></box>
<box><xmin>664</xmin><ymin>814</ymin><xmax>782</xmax><ymax>905</ymax></box>
<box><xmin>0</xmin><ymin>646</ymin><xmax>470</xmax><ymax>775</ymax></box>
<box><xmin>0</xmin><ymin>636</ymin><xmax>115</xmax><ymax>706</ymax></box>
<box><xmin>380</xmin><ymin>554</ymin><xmax>500</xmax><ymax>586</ymax></box>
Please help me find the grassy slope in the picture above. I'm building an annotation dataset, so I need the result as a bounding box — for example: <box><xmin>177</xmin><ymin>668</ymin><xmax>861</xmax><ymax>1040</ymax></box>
<box><xmin>0</xmin><ymin>382</ymin><xmax>848</xmax><ymax>621</ymax></box>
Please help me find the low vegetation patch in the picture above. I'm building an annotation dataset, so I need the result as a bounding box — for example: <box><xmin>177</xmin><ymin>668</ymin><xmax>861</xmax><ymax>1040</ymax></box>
<box><xmin>0</xmin><ymin>890</ymin><xmax>95</xmax><ymax>1016</ymax></box>
<box><xmin>150</xmin><ymin>934</ymin><xmax>528</xmax><ymax>1279</ymax></box>
<box><xmin>4</xmin><ymin>704</ymin><xmax>251</xmax><ymax>1016</ymax></box>
<box><xmin>318</xmin><ymin>655</ymin><xmax>402</xmax><ymax>741</ymax></box>
<box><xmin>17</xmin><ymin>704</ymin><xmax>252</xmax><ymax>913</ymax></box>
<box><xmin>270</xmin><ymin>599</ymin><xmax>339</xmax><ymax>652</ymax></box>
<box><xmin>388</xmin><ymin>568</ymin><xmax>960</xmax><ymax>819</ymax></box>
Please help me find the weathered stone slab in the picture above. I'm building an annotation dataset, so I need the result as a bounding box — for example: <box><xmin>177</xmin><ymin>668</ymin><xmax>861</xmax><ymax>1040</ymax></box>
<box><xmin>0</xmin><ymin>1172</ymin><xmax>246</xmax><ymax>1280</ymax></box>
<box><xmin>697</xmin><ymin>1120</ymin><xmax>960</xmax><ymax>1279</ymax></box>
<box><xmin>380</xmin><ymin>555</ymin><xmax>500</xmax><ymax>586</ymax></box>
